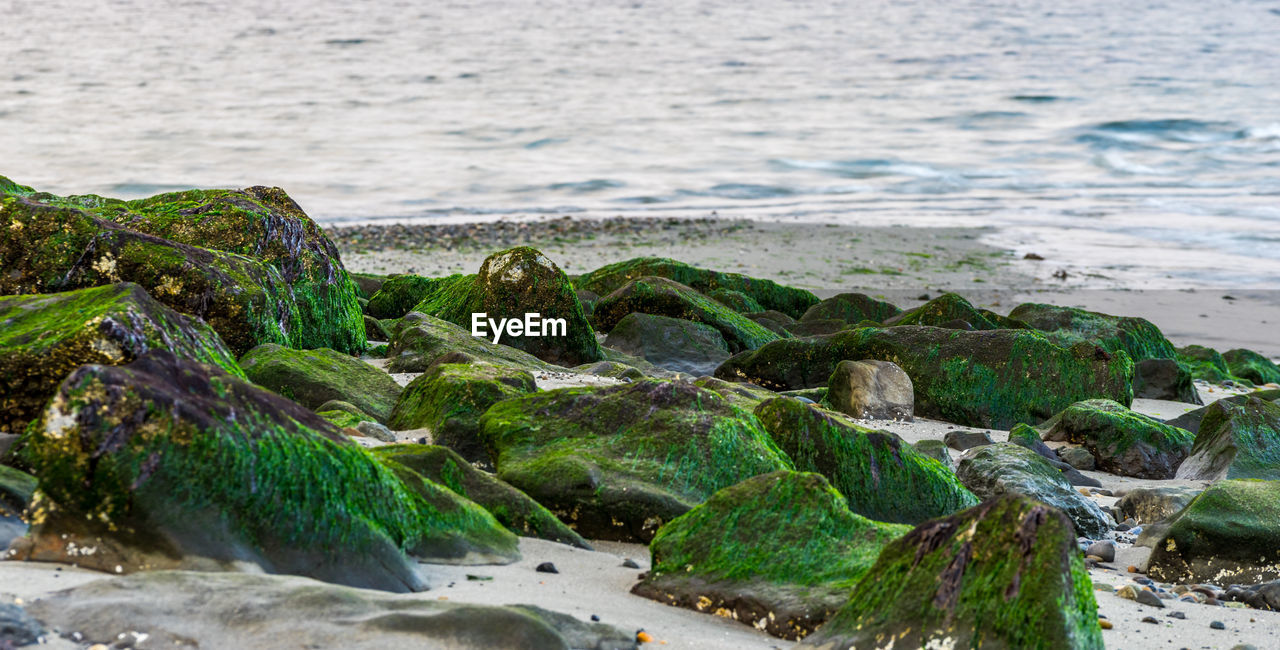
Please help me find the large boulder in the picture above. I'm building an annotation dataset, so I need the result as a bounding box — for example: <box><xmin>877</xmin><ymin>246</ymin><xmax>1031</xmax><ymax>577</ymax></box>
<box><xmin>389</xmin><ymin>363</ymin><xmax>537</xmax><ymax>465</ymax></box>
<box><xmin>716</xmin><ymin>326</ymin><xmax>1134</xmax><ymax>430</ymax></box>
<box><xmin>0</xmin><ymin>283</ymin><xmax>242</xmax><ymax>435</ymax></box>
<box><xmin>884</xmin><ymin>293</ymin><xmax>1004</xmax><ymax>330</ymax></box>
<box><xmin>1174</xmin><ymin>396</ymin><xmax>1280</xmax><ymax>480</ymax></box>
<box><xmin>13</xmin><ymin>351</ymin><xmax>517</xmax><ymax>591</ymax></box>
<box><xmin>411</xmin><ymin>248</ymin><xmax>603</xmax><ymax>366</ymax></box>
<box><xmin>1133</xmin><ymin>358</ymin><xmax>1200</xmax><ymax>404</ymax></box>
<box><xmin>1223</xmin><ymin>348</ymin><xmax>1280</xmax><ymax>386</ymax></box>
<box><xmin>1162</xmin><ymin>389</ymin><xmax>1280</xmax><ymax>434</ymax></box>
<box><xmin>387</xmin><ymin>313</ymin><xmax>558</xmax><ymax>373</ymax></box>
<box><xmin>366</xmin><ymin>274</ymin><xmax>454</xmax><ymax>319</ymax></box>
<box><xmin>956</xmin><ymin>443</ymin><xmax>1111</xmax><ymax>537</ymax></box>
<box><xmin>1038</xmin><ymin>399</ymin><xmax>1194</xmax><ymax>479</ymax></box>
<box><xmin>706</xmin><ymin>288</ymin><xmax>764</xmax><ymax>313</ymax></box>
<box><xmin>753</xmin><ymin>398</ymin><xmax>978</xmax><ymax>524</ymax></box>
<box><xmin>1176</xmin><ymin>344</ymin><xmax>1234</xmax><ymax>383</ymax></box>
<box><xmin>800</xmin><ymin>292</ymin><xmax>901</xmax><ymax>325</ymax></box>
<box><xmin>825</xmin><ymin>359</ymin><xmax>913</xmax><ymax>421</ymax></box>
<box><xmin>1148</xmin><ymin>479</ymin><xmax>1280</xmax><ymax>586</ymax></box>
<box><xmin>239</xmin><ymin>343</ymin><xmax>403</xmax><ymax>423</ymax></box>
<box><xmin>603</xmin><ymin>312</ymin><xmax>731</xmax><ymax>376</ymax></box>
<box><xmin>798</xmin><ymin>494</ymin><xmax>1102</xmax><ymax>650</ymax></box>
<box><xmin>592</xmin><ymin>276</ymin><xmax>781</xmax><ymax>352</ymax></box>
<box><xmin>632</xmin><ymin>471</ymin><xmax>909</xmax><ymax>639</ymax></box>
<box><xmin>479</xmin><ymin>379</ymin><xmax>794</xmax><ymax>542</ymax></box>
<box><xmin>1009</xmin><ymin>302</ymin><xmax>1175</xmax><ymax>362</ymax></box>
<box><xmin>576</xmin><ymin>256</ymin><xmax>819</xmax><ymax>319</ymax></box>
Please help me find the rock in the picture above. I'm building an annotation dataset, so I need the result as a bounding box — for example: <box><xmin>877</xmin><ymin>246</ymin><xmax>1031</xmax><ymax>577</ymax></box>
<box><xmin>1134</xmin><ymin>358</ymin><xmax>1201</xmax><ymax>404</ymax></box>
<box><xmin>782</xmin><ymin>319</ymin><xmax>846</xmax><ymax>337</ymax></box>
<box><xmin>744</xmin><ymin>309</ymin><xmax>795</xmax><ymax>335</ymax></box>
<box><xmin>1148</xmin><ymin>480</ymin><xmax>1280</xmax><ymax>586</ymax></box>
<box><xmin>592</xmin><ymin>276</ymin><xmax>781</xmax><ymax>353</ymax></box>
<box><xmin>479</xmin><ymin>379</ymin><xmax>792</xmax><ymax>542</ymax></box>
<box><xmin>956</xmin><ymin>443</ymin><xmax>1111</xmax><ymax>537</ymax></box>
<box><xmin>797</xmin><ymin>494</ymin><xmax>1103</xmax><ymax>650</ymax></box>
<box><xmin>389</xmin><ymin>363</ymin><xmax>537</xmax><ymax>466</ymax></box>
<box><xmin>575</xmin><ymin>288</ymin><xmax>599</xmax><ymax>318</ymax></box>
<box><xmin>14</xmin><ymin>350</ymin><xmax>517</xmax><ymax>591</ymax></box>
<box><xmin>315</xmin><ymin>400</ymin><xmax>377</xmax><ymax>430</ymax></box>
<box><xmin>1009</xmin><ymin>302</ymin><xmax>1177</xmax><ymax>362</ymax></box>
<box><xmin>1136</xmin><ymin>589</ymin><xmax>1166</xmax><ymax>608</ymax></box>
<box><xmin>691</xmin><ymin>376</ymin><xmax>782</xmax><ymax>411</ymax></box>
<box><xmin>1058</xmin><ymin>447</ymin><xmax>1096</xmax><ymax>470</ymax></box>
<box><xmin>0</xmin><ymin>602</ymin><xmax>44</xmax><ymax>647</ymax></box>
<box><xmin>348</xmin><ymin>272</ymin><xmax>387</xmax><ymax>300</ymax></box>
<box><xmin>24</xmin><ymin>570</ymin><xmax>636</xmax><ymax>650</ymax></box>
<box><xmin>1177</xmin><ymin>344</ymin><xmax>1234</xmax><ymax>383</ymax></box>
<box><xmin>1223</xmin><ymin>349</ymin><xmax>1280</xmax><ymax>386</ymax></box>
<box><xmin>354</xmin><ymin>421</ymin><xmax>396</xmax><ymax>442</ymax></box>
<box><xmin>603</xmin><ymin>312</ymin><xmax>731</xmax><ymax>376</ymax></box>
<box><xmin>1086</xmin><ymin>540</ymin><xmax>1116</xmax><ymax>563</ymax></box>
<box><xmin>1116</xmin><ymin>486</ymin><xmax>1202</xmax><ymax>525</ymax></box>
<box><xmin>706</xmin><ymin>288</ymin><xmax>764</xmax><ymax>313</ymax></box>
<box><xmin>571</xmin><ymin>360</ymin><xmax>648</xmax><ymax>381</ymax></box>
<box><xmin>1210</xmin><ymin>621</ymin><xmax>1226</xmax><ymax>630</ymax></box>
<box><xmin>373</xmin><ymin>444</ymin><xmax>589</xmax><ymax>550</ymax></box>
<box><xmin>633</xmin><ymin>471</ymin><xmax>909</xmax><ymax>640</ymax></box>
<box><xmin>799</xmin><ymin>292</ymin><xmax>901</xmax><ymax>325</ymax></box>
<box><xmin>754</xmin><ymin>398</ymin><xmax>978</xmax><ymax>524</ymax></box>
<box><xmin>535</xmin><ymin>561</ymin><xmax>559</xmax><ymax>574</ymax></box>
<box><xmin>386</xmin><ymin>313</ymin><xmax>558</xmax><ymax>373</ymax></box>
<box><xmin>715</xmin><ymin>325</ymin><xmax>1133</xmax><ymax>430</ymax></box>
<box><xmin>1163</xmin><ymin>389</ymin><xmax>1280</xmax><ymax>435</ymax></box>
<box><xmin>1226</xmin><ymin>580</ymin><xmax>1280</xmax><ymax>611</ymax></box>
<box><xmin>913</xmin><ymin>439</ymin><xmax>953</xmax><ymax>469</ymax></box>
<box><xmin>883</xmin><ymin>293</ymin><xmax>1005</xmax><ymax>330</ymax></box>
<box><xmin>1006</xmin><ymin>424</ymin><xmax>1101</xmax><ymax>487</ymax></box>
<box><xmin>826</xmin><ymin>360</ymin><xmax>914</xmax><ymax>421</ymax></box>
<box><xmin>1039</xmin><ymin>399</ymin><xmax>1194</xmax><ymax>479</ymax></box>
<box><xmin>576</xmin><ymin>256</ymin><xmax>819</xmax><ymax>320</ymax></box>
<box><xmin>239</xmin><ymin>343</ymin><xmax>403</xmax><ymax>423</ymax></box>
<box><xmin>363</xmin><ymin>315</ymin><xmax>391</xmax><ymax>342</ymax></box>
<box><xmin>0</xmin><ymin>283</ymin><xmax>243</xmax><ymax>435</ymax></box>
<box><xmin>1175</xmin><ymin>397</ymin><xmax>1280</xmax><ymax>480</ymax></box>
<box><xmin>367</xmin><ymin>274</ymin><xmax>450</xmax><ymax>319</ymax></box>
<box><xmin>944</xmin><ymin>429</ymin><xmax>994</xmax><ymax>452</ymax></box>
<box><xmin>1117</xmin><ymin>585</ymin><xmax>1139</xmax><ymax>600</ymax></box>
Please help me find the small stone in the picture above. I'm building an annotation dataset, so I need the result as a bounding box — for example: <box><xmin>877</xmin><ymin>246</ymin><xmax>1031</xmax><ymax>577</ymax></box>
<box><xmin>622</xmin><ymin>558</ymin><xmax>641</xmax><ymax>569</ymax></box>
<box><xmin>1077</xmin><ymin>487</ymin><xmax>1092</xmax><ymax>496</ymax></box>
<box><xmin>1099</xmin><ymin>619</ymin><xmax>1113</xmax><ymax>630</ymax></box>
<box><xmin>466</xmin><ymin>574</ymin><xmax>493</xmax><ymax>581</ymax></box>
<box><xmin>535</xmin><ymin>562</ymin><xmax>559</xmax><ymax>574</ymax></box>
<box><xmin>354</xmin><ymin>420</ymin><xmax>396</xmax><ymax>442</ymax></box>
<box><xmin>1117</xmin><ymin>585</ymin><xmax>1139</xmax><ymax>600</ymax></box>
<box><xmin>1086</xmin><ymin>540</ymin><xmax>1116</xmax><ymax>563</ymax></box>
<box><xmin>591</xmin><ymin>614</ymin><xmax>600</xmax><ymax>622</ymax></box>
<box><xmin>1136</xmin><ymin>589</ymin><xmax>1166</xmax><ymax>608</ymax></box>
<box><xmin>1094</xmin><ymin>582</ymin><xmax>1114</xmax><ymax>592</ymax></box>
<box><xmin>1127</xmin><ymin>565</ymin><xmax>1139</xmax><ymax>573</ymax></box>
<box><xmin>1167</xmin><ymin>611</ymin><xmax>1186</xmax><ymax>619</ymax></box>
<box><xmin>1141</xmin><ymin>616</ymin><xmax>1159</xmax><ymax>624</ymax></box>
<box><xmin>1209</xmin><ymin>621</ymin><xmax>1225</xmax><ymax>630</ymax></box>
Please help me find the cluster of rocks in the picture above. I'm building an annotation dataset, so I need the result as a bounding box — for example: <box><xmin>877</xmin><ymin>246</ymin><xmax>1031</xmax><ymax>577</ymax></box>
<box><xmin>4</xmin><ymin>176</ymin><xmax>1280</xmax><ymax>648</ymax></box>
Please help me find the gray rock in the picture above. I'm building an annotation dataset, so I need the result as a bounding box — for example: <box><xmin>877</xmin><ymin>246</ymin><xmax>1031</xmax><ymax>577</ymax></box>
<box><xmin>956</xmin><ymin>443</ymin><xmax>1111</xmax><ymax>537</ymax></box>
<box><xmin>944</xmin><ymin>430</ymin><xmax>994</xmax><ymax>452</ymax></box>
<box><xmin>355</xmin><ymin>420</ymin><xmax>396</xmax><ymax>442</ymax></box>
<box><xmin>603</xmin><ymin>312</ymin><xmax>732</xmax><ymax>376</ymax></box>
<box><xmin>1057</xmin><ymin>446</ymin><xmax>1096</xmax><ymax>471</ymax></box>
<box><xmin>0</xmin><ymin>602</ymin><xmax>44</xmax><ymax>646</ymax></box>
<box><xmin>826</xmin><ymin>360</ymin><xmax>914</xmax><ymax>421</ymax></box>
<box><xmin>1116</xmin><ymin>486</ymin><xmax>1202</xmax><ymax>525</ymax></box>
<box><xmin>1007</xmin><ymin>424</ymin><xmax>1103</xmax><ymax>488</ymax></box>
<box><xmin>1134</xmin><ymin>358</ymin><xmax>1202</xmax><ymax>404</ymax></box>
<box><xmin>1086</xmin><ymin>539</ymin><xmax>1116</xmax><ymax>563</ymax></box>
<box><xmin>912</xmin><ymin>440</ymin><xmax>954</xmax><ymax>470</ymax></box>
<box><xmin>1136</xmin><ymin>589</ymin><xmax>1165</xmax><ymax>608</ymax></box>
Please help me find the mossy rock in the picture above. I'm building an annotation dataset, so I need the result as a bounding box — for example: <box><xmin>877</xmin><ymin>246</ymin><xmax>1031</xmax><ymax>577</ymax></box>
<box><xmin>363</xmin><ymin>315</ymin><xmax>391</xmax><ymax>342</ymax></box>
<box><xmin>633</xmin><ymin>471</ymin><xmax>910</xmax><ymax>640</ymax></box>
<box><xmin>240</xmin><ymin>344</ymin><xmax>403</xmax><ymax>423</ymax></box>
<box><xmin>316</xmin><ymin>400</ymin><xmax>377</xmax><ymax>430</ymax></box>
<box><xmin>692</xmin><ymin>376</ymin><xmax>782</xmax><ymax>412</ymax></box>
<box><xmin>15</xmin><ymin>350</ymin><xmax>517</xmax><ymax>591</ymax></box>
<box><xmin>1009</xmin><ymin>302</ymin><xmax>1176</xmax><ymax>362</ymax></box>
<box><xmin>411</xmin><ymin>248</ymin><xmax>602</xmax><ymax>366</ymax></box>
<box><xmin>1163</xmin><ymin>388</ymin><xmax>1280</xmax><ymax>434</ymax></box>
<box><xmin>479</xmin><ymin>379</ymin><xmax>794</xmax><ymax>542</ymax></box>
<box><xmin>716</xmin><ymin>325</ymin><xmax>1134</xmax><ymax>430</ymax></box>
<box><xmin>800</xmin><ymin>292</ymin><xmax>901</xmax><ymax>325</ymax></box>
<box><xmin>745</xmin><ymin>310</ymin><xmax>795</xmax><ymax>336</ymax></box>
<box><xmin>783</xmin><ymin>319</ymin><xmax>845</xmax><ymax>337</ymax></box>
<box><xmin>1038</xmin><ymin>399</ymin><xmax>1193</xmax><ymax>479</ymax></box>
<box><xmin>798</xmin><ymin>494</ymin><xmax>1103</xmax><ymax>650</ymax></box>
<box><xmin>0</xmin><ymin>283</ymin><xmax>243</xmax><ymax>435</ymax></box>
<box><xmin>753</xmin><ymin>398</ymin><xmax>977</xmax><ymax>524</ymax></box>
<box><xmin>1174</xmin><ymin>396</ymin><xmax>1280</xmax><ymax>480</ymax></box>
<box><xmin>571</xmin><ymin>360</ymin><xmax>647</xmax><ymax>381</ymax></box>
<box><xmin>603</xmin><ymin>312</ymin><xmax>731</xmax><ymax>376</ymax></box>
<box><xmin>389</xmin><ymin>363</ymin><xmax>537</xmax><ymax>465</ymax></box>
<box><xmin>0</xmin><ymin>464</ymin><xmax>37</xmax><ymax>519</ymax></box>
<box><xmin>386</xmin><ymin>313</ymin><xmax>558</xmax><ymax>373</ymax></box>
<box><xmin>706</xmin><ymin>288</ymin><xmax>764</xmax><ymax>313</ymax></box>
<box><xmin>367</xmin><ymin>274</ymin><xmax>454</xmax><ymax>319</ymax></box>
<box><xmin>348</xmin><ymin>272</ymin><xmax>388</xmax><ymax>300</ymax></box>
<box><xmin>592</xmin><ymin>276</ymin><xmax>781</xmax><ymax>353</ymax></box>
<box><xmin>955</xmin><ymin>443</ymin><xmax>1111</xmax><ymax>537</ymax></box>
<box><xmin>374</xmin><ymin>444</ymin><xmax>590</xmax><ymax>549</ymax></box>
<box><xmin>577</xmin><ymin>256</ymin><xmax>819</xmax><ymax>319</ymax></box>
<box><xmin>884</xmin><ymin>293</ymin><xmax>1003</xmax><ymax>330</ymax></box>
<box><xmin>1148</xmin><ymin>479</ymin><xmax>1280</xmax><ymax>586</ymax></box>
<box><xmin>1176</xmin><ymin>344</ymin><xmax>1232</xmax><ymax>383</ymax></box>
<box><xmin>1222</xmin><ymin>348</ymin><xmax>1280</xmax><ymax>386</ymax></box>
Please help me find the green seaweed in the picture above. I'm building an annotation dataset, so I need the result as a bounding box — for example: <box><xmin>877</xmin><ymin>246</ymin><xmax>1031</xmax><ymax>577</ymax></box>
<box><xmin>592</xmin><ymin>276</ymin><xmax>781</xmax><ymax>352</ymax></box>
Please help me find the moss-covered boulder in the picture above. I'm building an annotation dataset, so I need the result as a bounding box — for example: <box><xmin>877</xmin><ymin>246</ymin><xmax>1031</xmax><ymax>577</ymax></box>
<box><xmin>633</xmin><ymin>471</ymin><xmax>909</xmax><ymax>639</ymax></box>
<box><xmin>754</xmin><ymin>398</ymin><xmax>978</xmax><ymax>524</ymax></box>
<box><xmin>1009</xmin><ymin>302</ymin><xmax>1175</xmax><ymax>362</ymax></box>
<box><xmin>348</xmin><ymin>272</ymin><xmax>387</xmax><ymax>300</ymax></box>
<box><xmin>1038</xmin><ymin>399</ymin><xmax>1194</xmax><ymax>479</ymax></box>
<box><xmin>800</xmin><ymin>292</ymin><xmax>901</xmax><ymax>325</ymax></box>
<box><xmin>577</xmin><ymin>256</ymin><xmax>819</xmax><ymax>319</ymax></box>
<box><xmin>745</xmin><ymin>309</ymin><xmax>795</xmax><ymax>336</ymax></box>
<box><xmin>373</xmin><ymin>444</ymin><xmax>589</xmax><ymax>549</ymax></box>
<box><xmin>884</xmin><ymin>293</ymin><xmax>1002</xmax><ymax>330</ymax></box>
<box><xmin>1148</xmin><ymin>479</ymin><xmax>1280</xmax><ymax>586</ymax></box>
<box><xmin>798</xmin><ymin>494</ymin><xmax>1102</xmax><ymax>650</ymax></box>
<box><xmin>783</xmin><ymin>319</ymin><xmax>845</xmax><ymax>337</ymax></box>
<box><xmin>0</xmin><ymin>283</ymin><xmax>243</xmax><ymax>434</ymax></box>
<box><xmin>691</xmin><ymin>376</ymin><xmax>782</xmax><ymax>411</ymax></box>
<box><xmin>716</xmin><ymin>326</ymin><xmax>1134</xmax><ymax>430</ymax></box>
<box><xmin>603</xmin><ymin>312</ymin><xmax>732</xmax><ymax>376</ymax></box>
<box><xmin>1174</xmin><ymin>396</ymin><xmax>1280</xmax><ymax>480</ymax></box>
<box><xmin>479</xmin><ymin>379</ymin><xmax>794</xmax><ymax>542</ymax></box>
<box><xmin>14</xmin><ymin>351</ymin><xmax>518</xmax><ymax>591</ymax></box>
<box><xmin>1223</xmin><ymin>348</ymin><xmax>1280</xmax><ymax>386</ymax></box>
<box><xmin>592</xmin><ymin>276</ymin><xmax>781</xmax><ymax>353</ymax></box>
<box><xmin>707</xmin><ymin>288</ymin><xmax>764</xmax><ymax>313</ymax></box>
<box><xmin>1177</xmin><ymin>344</ymin><xmax>1233</xmax><ymax>383</ymax></box>
<box><xmin>367</xmin><ymin>274</ymin><xmax>454</xmax><ymax>319</ymax></box>
<box><xmin>389</xmin><ymin>363</ymin><xmax>537</xmax><ymax>465</ymax></box>
<box><xmin>315</xmin><ymin>400</ymin><xmax>377</xmax><ymax>430</ymax></box>
<box><xmin>239</xmin><ymin>344</ymin><xmax>402</xmax><ymax>423</ymax></box>
<box><xmin>410</xmin><ymin>248</ymin><xmax>602</xmax><ymax>366</ymax></box>
<box><xmin>387</xmin><ymin>313</ymin><xmax>558</xmax><ymax>373</ymax></box>
<box><xmin>956</xmin><ymin>443</ymin><xmax>1111</xmax><ymax>537</ymax></box>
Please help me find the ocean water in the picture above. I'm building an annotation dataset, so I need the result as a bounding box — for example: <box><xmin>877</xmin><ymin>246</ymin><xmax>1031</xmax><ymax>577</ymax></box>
<box><xmin>3</xmin><ymin>0</ymin><xmax>1280</xmax><ymax>287</ymax></box>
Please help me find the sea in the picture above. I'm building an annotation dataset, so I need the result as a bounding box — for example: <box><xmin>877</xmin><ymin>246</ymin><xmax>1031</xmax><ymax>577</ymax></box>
<box><xmin>3</xmin><ymin>0</ymin><xmax>1280</xmax><ymax>288</ymax></box>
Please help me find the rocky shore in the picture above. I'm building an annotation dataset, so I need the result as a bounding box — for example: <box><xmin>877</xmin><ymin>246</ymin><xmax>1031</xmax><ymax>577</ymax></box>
<box><xmin>2</xmin><ymin>176</ymin><xmax>1280</xmax><ymax>649</ymax></box>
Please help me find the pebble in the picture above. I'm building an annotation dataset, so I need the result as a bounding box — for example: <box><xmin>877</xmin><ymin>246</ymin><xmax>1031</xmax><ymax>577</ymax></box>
<box><xmin>622</xmin><ymin>558</ymin><xmax>640</xmax><ymax>569</ymax></box>
<box><xmin>1098</xmin><ymin>619</ymin><xmax>1113</xmax><ymax>630</ymax></box>
<box><xmin>1085</xmin><ymin>540</ymin><xmax>1116</xmax><ymax>563</ymax></box>
<box><xmin>591</xmin><ymin>614</ymin><xmax>600</xmax><ymax>622</ymax></box>
<box><xmin>1127</xmin><ymin>565</ymin><xmax>1139</xmax><ymax>573</ymax></box>
<box><xmin>466</xmin><ymin>574</ymin><xmax>493</xmax><ymax>581</ymax></box>
<box><xmin>535</xmin><ymin>562</ymin><xmax>559</xmax><ymax>574</ymax></box>
<box><xmin>1136</xmin><ymin>590</ymin><xmax>1165</xmax><ymax>608</ymax></box>
<box><xmin>1210</xmin><ymin>621</ymin><xmax>1225</xmax><ymax>630</ymax></box>
<box><xmin>1141</xmin><ymin>616</ymin><xmax>1159</xmax><ymax>624</ymax></box>
<box><xmin>1117</xmin><ymin>585</ymin><xmax>1138</xmax><ymax>600</ymax></box>
<box><xmin>1167</xmin><ymin>611</ymin><xmax>1186</xmax><ymax>619</ymax></box>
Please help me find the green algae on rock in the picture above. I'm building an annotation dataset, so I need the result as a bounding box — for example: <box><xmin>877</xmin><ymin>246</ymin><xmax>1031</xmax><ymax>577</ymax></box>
<box><xmin>592</xmin><ymin>276</ymin><xmax>781</xmax><ymax>353</ymax></box>
<box><xmin>633</xmin><ymin>471</ymin><xmax>909</xmax><ymax>640</ymax></box>
<box><xmin>1147</xmin><ymin>479</ymin><xmax>1280</xmax><ymax>586</ymax></box>
<box><xmin>576</xmin><ymin>256</ymin><xmax>819</xmax><ymax>320</ymax></box>
<box><xmin>798</xmin><ymin>494</ymin><xmax>1103</xmax><ymax>650</ymax></box>
<box><xmin>240</xmin><ymin>344</ymin><xmax>403</xmax><ymax>423</ymax></box>
<box><xmin>1222</xmin><ymin>348</ymin><xmax>1280</xmax><ymax>386</ymax></box>
<box><xmin>800</xmin><ymin>292</ymin><xmax>901</xmax><ymax>325</ymax></box>
<box><xmin>716</xmin><ymin>325</ymin><xmax>1134</xmax><ymax>430</ymax></box>
<box><xmin>1176</xmin><ymin>344</ymin><xmax>1234</xmax><ymax>383</ymax></box>
<box><xmin>367</xmin><ymin>274</ymin><xmax>456</xmax><ymax>319</ymax></box>
<box><xmin>316</xmin><ymin>400</ymin><xmax>378</xmax><ymax>430</ymax></box>
<box><xmin>754</xmin><ymin>398</ymin><xmax>977</xmax><ymax>524</ymax></box>
<box><xmin>479</xmin><ymin>379</ymin><xmax>793</xmax><ymax>542</ymax></box>
<box><xmin>603</xmin><ymin>312</ymin><xmax>732</xmax><ymax>376</ymax></box>
<box><xmin>373</xmin><ymin>444</ymin><xmax>590</xmax><ymax>549</ymax></box>
<box><xmin>389</xmin><ymin>363</ymin><xmax>537</xmax><ymax>466</ymax></box>
<box><xmin>956</xmin><ymin>443</ymin><xmax>1111</xmax><ymax>537</ymax></box>
<box><xmin>1174</xmin><ymin>396</ymin><xmax>1280</xmax><ymax>481</ymax></box>
<box><xmin>0</xmin><ymin>283</ymin><xmax>243</xmax><ymax>435</ymax></box>
<box><xmin>387</xmin><ymin>313</ymin><xmax>558</xmax><ymax>373</ymax></box>
<box><xmin>706</xmin><ymin>288</ymin><xmax>764</xmax><ymax>314</ymax></box>
<box><xmin>1038</xmin><ymin>399</ymin><xmax>1194</xmax><ymax>479</ymax></box>
<box><xmin>884</xmin><ymin>292</ymin><xmax>1004</xmax><ymax>330</ymax></box>
<box><xmin>1009</xmin><ymin>302</ymin><xmax>1176</xmax><ymax>362</ymax></box>
<box><xmin>16</xmin><ymin>351</ymin><xmax>517</xmax><ymax>591</ymax></box>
